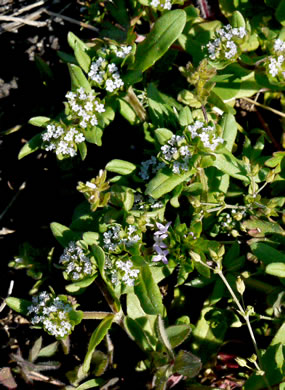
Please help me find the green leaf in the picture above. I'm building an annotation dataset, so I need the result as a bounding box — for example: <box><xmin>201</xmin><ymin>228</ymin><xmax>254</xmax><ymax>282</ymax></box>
<box><xmin>67</xmin><ymin>32</ymin><xmax>89</xmax><ymax>52</ymax></box>
<box><xmin>28</xmin><ymin>116</ymin><xmax>50</xmax><ymax>127</ymax></box>
<box><xmin>212</xmin><ymin>151</ymin><xmax>250</xmax><ymax>183</ymax></box>
<box><xmin>124</xmin><ymin>316</ymin><xmax>154</xmax><ymax>352</ymax></box>
<box><xmin>106</xmin><ymin>159</ymin><xmax>136</xmax><ymax>175</ymax></box>
<box><xmin>65</xmin><ymin>274</ymin><xmax>97</xmax><ymax>293</ymax></box>
<box><xmin>78</xmin><ymin>141</ymin><xmax>87</xmax><ymax>160</ymax></box>
<box><xmin>155</xmin><ymin>315</ymin><xmax>174</xmax><ymax>358</ymax></box>
<box><xmin>166</xmin><ymin>324</ymin><xmax>191</xmax><ymax>348</ymax></box>
<box><xmin>145</xmin><ymin>168</ymin><xmax>193</xmax><ymax>199</ymax></box>
<box><xmin>117</xmin><ymin>97</ymin><xmax>140</xmax><ymax>125</ymax></box>
<box><xmin>220</xmin><ymin>113</ymin><xmax>237</xmax><ymax>152</ymax></box>
<box><xmin>133</xmin><ymin>10</ymin><xmax>186</xmax><ymax>72</ymax></box>
<box><xmin>265</xmin><ymin>263</ymin><xmax>285</xmax><ymax>278</ymax></box>
<box><xmin>231</xmin><ymin>10</ymin><xmax>246</xmax><ymax>29</ymax></box>
<box><xmin>50</xmin><ymin>222</ymin><xmax>81</xmax><ymax>247</ymax></box>
<box><xmin>37</xmin><ymin>341</ymin><xmax>59</xmax><ymax>358</ymax></box>
<box><xmin>18</xmin><ymin>133</ymin><xmax>42</xmax><ymax>159</ymax></box>
<box><xmin>82</xmin><ymin>127</ymin><xmax>103</xmax><ymax>145</ymax></box>
<box><xmin>68</xmin><ymin>64</ymin><xmax>91</xmax><ymax>92</ymax></box>
<box><xmin>74</xmin><ymin>42</ymin><xmax>91</xmax><ymax>73</ymax></box>
<box><xmin>6</xmin><ymin>297</ymin><xmax>31</xmax><ymax>315</ymax></box>
<box><xmin>179</xmin><ymin>106</ymin><xmax>193</xmax><ymax>126</ymax></box>
<box><xmin>208</xmin><ymin>91</ymin><xmax>236</xmax><ymax>115</ymax></box>
<box><xmin>76</xmin><ymin>378</ymin><xmax>104</xmax><ymax>389</ymax></box>
<box><xmin>154</xmin><ymin>128</ymin><xmax>174</xmax><ymax>145</ymax></box>
<box><xmin>276</xmin><ymin>0</ymin><xmax>285</xmax><ymax>26</ymax></box>
<box><xmin>91</xmin><ymin>245</ymin><xmax>105</xmax><ymax>275</ymax></box>
<box><xmin>83</xmin><ymin>314</ymin><xmax>114</xmax><ymax>373</ymax></box>
<box><xmin>134</xmin><ymin>265</ymin><xmax>164</xmax><ymax>315</ymax></box>
<box><xmin>173</xmin><ymin>350</ymin><xmax>202</xmax><ymax>378</ymax></box>
<box><xmin>82</xmin><ymin>232</ymin><xmax>99</xmax><ymax>246</ymax></box>
<box><xmin>29</xmin><ymin>337</ymin><xmax>42</xmax><ymax>362</ymax></box>
<box><xmin>243</xmin><ymin>218</ymin><xmax>285</xmax><ymax>237</ymax></box>
<box><xmin>192</xmin><ymin>306</ymin><xmax>227</xmax><ymax>362</ymax></box>
<box><xmin>194</xmin><ymin>260</ymin><xmax>211</xmax><ymax>278</ymax></box>
<box><xmin>250</xmin><ymin>242</ymin><xmax>285</xmax><ymax>265</ymax></box>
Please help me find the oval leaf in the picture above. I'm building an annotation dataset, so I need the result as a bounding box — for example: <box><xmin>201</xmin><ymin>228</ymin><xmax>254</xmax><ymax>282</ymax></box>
<box><xmin>28</xmin><ymin>116</ymin><xmax>50</xmax><ymax>127</ymax></box>
<box><xmin>50</xmin><ymin>222</ymin><xmax>81</xmax><ymax>247</ymax></box>
<box><xmin>154</xmin><ymin>128</ymin><xmax>174</xmax><ymax>145</ymax></box>
<box><xmin>134</xmin><ymin>10</ymin><xmax>186</xmax><ymax>72</ymax></box>
<box><xmin>134</xmin><ymin>265</ymin><xmax>164</xmax><ymax>315</ymax></box>
<box><xmin>173</xmin><ymin>350</ymin><xmax>202</xmax><ymax>378</ymax></box>
<box><xmin>265</xmin><ymin>263</ymin><xmax>285</xmax><ymax>278</ymax></box>
<box><xmin>74</xmin><ymin>42</ymin><xmax>91</xmax><ymax>74</ymax></box>
<box><xmin>145</xmin><ymin>168</ymin><xmax>192</xmax><ymax>199</ymax></box>
<box><xmin>166</xmin><ymin>324</ymin><xmax>192</xmax><ymax>348</ymax></box>
<box><xmin>106</xmin><ymin>159</ymin><xmax>136</xmax><ymax>175</ymax></box>
<box><xmin>65</xmin><ymin>274</ymin><xmax>97</xmax><ymax>293</ymax></box>
<box><xmin>68</xmin><ymin>64</ymin><xmax>91</xmax><ymax>92</ymax></box>
<box><xmin>18</xmin><ymin>133</ymin><xmax>42</xmax><ymax>160</ymax></box>
<box><xmin>231</xmin><ymin>10</ymin><xmax>246</xmax><ymax>29</ymax></box>
<box><xmin>6</xmin><ymin>297</ymin><xmax>31</xmax><ymax>315</ymax></box>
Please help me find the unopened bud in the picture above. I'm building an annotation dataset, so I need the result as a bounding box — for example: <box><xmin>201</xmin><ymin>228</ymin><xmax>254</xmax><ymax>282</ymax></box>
<box><xmin>236</xmin><ymin>276</ymin><xmax>245</xmax><ymax>295</ymax></box>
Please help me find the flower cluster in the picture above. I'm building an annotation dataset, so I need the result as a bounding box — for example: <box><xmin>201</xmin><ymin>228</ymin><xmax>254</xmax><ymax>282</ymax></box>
<box><xmin>266</xmin><ymin>38</ymin><xmax>285</xmax><ymax>83</ymax></box>
<box><xmin>160</xmin><ymin>135</ymin><xmax>191</xmax><ymax>174</ymax></box>
<box><xmin>105</xmin><ymin>257</ymin><xmax>140</xmax><ymax>286</ymax></box>
<box><xmin>188</xmin><ymin>120</ymin><xmax>224</xmax><ymax>151</ymax></box>
<box><xmin>113</xmin><ymin>45</ymin><xmax>132</xmax><ymax>59</ymax></box>
<box><xmin>150</xmin><ymin>0</ymin><xmax>172</xmax><ymax>11</ymax></box>
<box><xmin>59</xmin><ymin>241</ymin><xmax>96</xmax><ymax>281</ymax></box>
<box><xmin>139</xmin><ymin>156</ymin><xmax>166</xmax><ymax>180</ymax></box>
<box><xmin>41</xmin><ymin>123</ymin><xmax>85</xmax><ymax>157</ymax></box>
<box><xmin>153</xmin><ymin>222</ymin><xmax>171</xmax><ymax>264</ymax></box>
<box><xmin>206</xmin><ymin>24</ymin><xmax>247</xmax><ymax>62</ymax></box>
<box><xmin>88</xmin><ymin>56</ymin><xmax>125</xmax><ymax>93</ymax></box>
<box><xmin>27</xmin><ymin>291</ymin><xmax>74</xmax><ymax>339</ymax></box>
<box><xmin>66</xmin><ymin>88</ymin><xmax>105</xmax><ymax>129</ymax></box>
<box><xmin>103</xmin><ymin>224</ymin><xmax>141</xmax><ymax>253</ymax></box>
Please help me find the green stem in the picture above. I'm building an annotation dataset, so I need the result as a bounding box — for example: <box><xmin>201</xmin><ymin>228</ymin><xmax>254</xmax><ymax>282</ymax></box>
<box><xmin>217</xmin><ymin>270</ymin><xmax>272</xmax><ymax>390</ymax></box>
<box><xmin>95</xmin><ymin>278</ymin><xmax>119</xmax><ymax>314</ymax></box>
<box><xmin>242</xmin><ymin>97</ymin><xmax>285</xmax><ymax>118</ymax></box>
<box><xmin>82</xmin><ymin>311</ymin><xmax>113</xmax><ymax>320</ymax></box>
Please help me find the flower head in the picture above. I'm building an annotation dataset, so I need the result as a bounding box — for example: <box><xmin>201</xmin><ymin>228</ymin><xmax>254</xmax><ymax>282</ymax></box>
<box><xmin>187</xmin><ymin>120</ymin><xmax>224</xmax><ymax>151</ymax></box>
<box><xmin>265</xmin><ymin>38</ymin><xmax>285</xmax><ymax>85</ymax></box>
<box><xmin>66</xmin><ymin>88</ymin><xmax>105</xmax><ymax>130</ymax></box>
<box><xmin>160</xmin><ymin>135</ymin><xmax>191</xmax><ymax>174</ymax></box>
<box><xmin>88</xmin><ymin>45</ymin><xmax>129</xmax><ymax>93</ymax></box>
<box><xmin>27</xmin><ymin>292</ymin><xmax>77</xmax><ymax>339</ymax></box>
<box><xmin>59</xmin><ymin>241</ymin><xmax>96</xmax><ymax>281</ymax></box>
<box><xmin>153</xmin><ymin>221</ymin><xmax>171</xmax><ymax>264</ymax></box>
<box><xmin>150</xmin><ymin>0</ymin><xmax>172</xmax><ymax>11</ymax></box>
<box><xmin>206</xmin><ymin>24</ymin><xmax>247</xmax><ymax>63</ymax></box>
<box><xmin>41</xmin><ymin>123</ymin><xmax>85</xmax><ymax>158</ymax></box>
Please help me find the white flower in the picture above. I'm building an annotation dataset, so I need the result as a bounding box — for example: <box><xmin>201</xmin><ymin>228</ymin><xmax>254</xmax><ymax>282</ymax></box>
<box><xmin>27</xmin><ymin>292</ymin><xmax>74</xmax><ymax>339</ymax></box>
<box><xmin>206</xmin><ymin>24</ymin><xmax>246</xmax><ymax>62</ymax></box>
<box><xmin>75</xmin><ymin>133</ymin><xmax>85</xmax><ymax>143</ymax></box>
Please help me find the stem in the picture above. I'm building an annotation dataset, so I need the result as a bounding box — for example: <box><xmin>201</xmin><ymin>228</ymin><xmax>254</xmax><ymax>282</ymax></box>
<box><xmin>217</xmin><ymin>270</ymin><xmax>272</xmax><ymax>390</ymax></box>
<box><xmin>95</xmin><ymin>278</ymin><xmax>119</xmax><ymax>314</ymax></box>
<box><xmin>242</xmin><ymin>97</ymin><xmax>285</xmax><ymax>118</ymax></box>
<box><xmin>201</xmin><ymin>105</ymin><xmax>208</xmax><ymax>122</ymax></box>
<box><xmin>82</xmin><ymin>311</ymin><xmax>113</xmax><ymax>320</ymax></box>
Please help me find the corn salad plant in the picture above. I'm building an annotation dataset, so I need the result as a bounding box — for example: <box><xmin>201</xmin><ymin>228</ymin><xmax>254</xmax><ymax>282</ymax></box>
<box><xmin>6</xmin><ymin>0</ymin><xmax>285</xmax><ymax>389</ymax></box>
